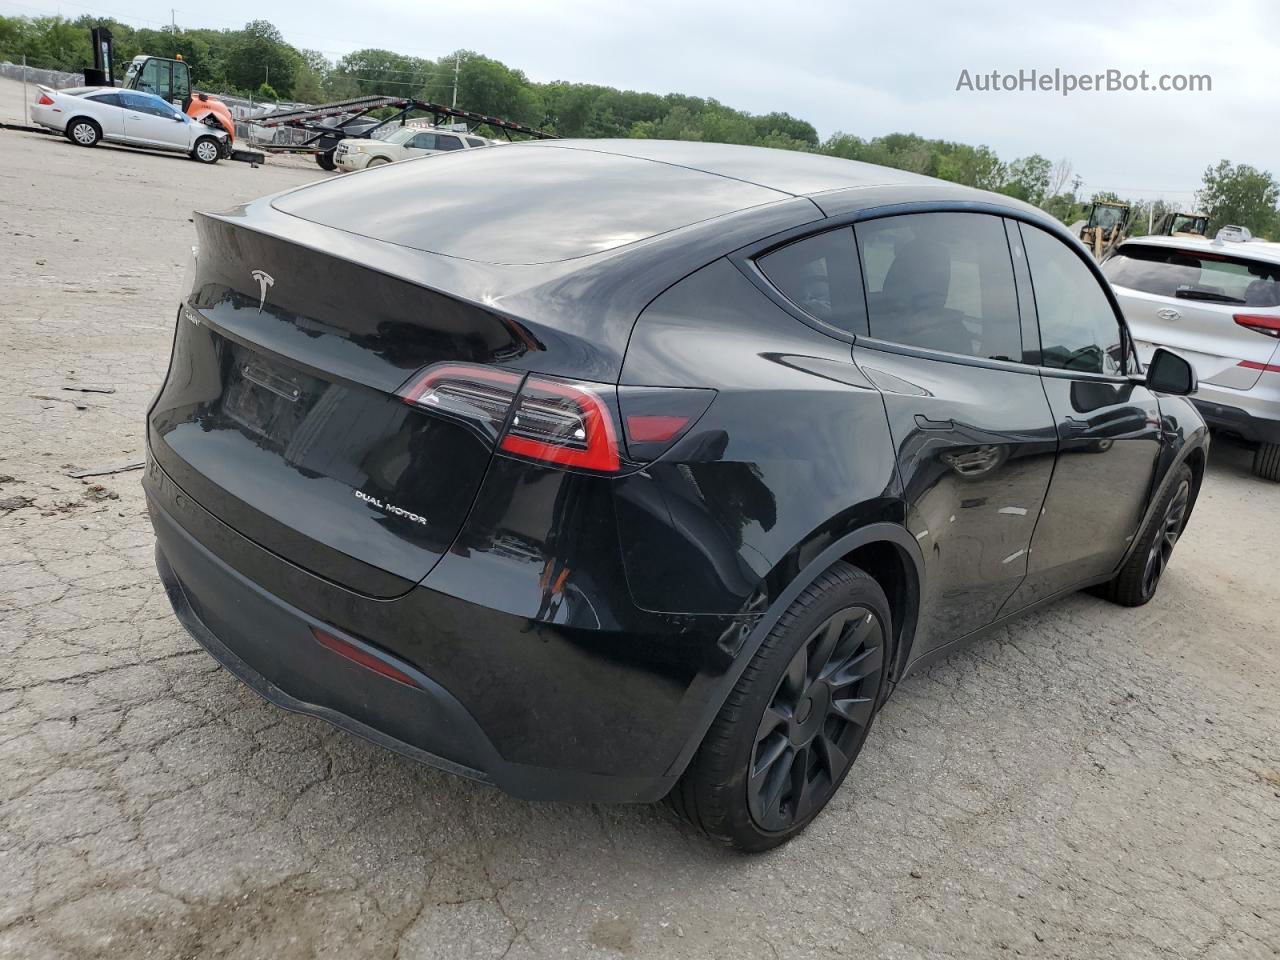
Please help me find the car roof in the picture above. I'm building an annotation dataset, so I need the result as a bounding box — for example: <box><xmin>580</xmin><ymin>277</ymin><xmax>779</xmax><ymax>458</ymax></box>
<box><xmin>273</xmin><ymin>138</ymin><xmax>1061</xmax><ymax>265</ymax></box>
<box><xmin>1118</xmin><ymin>233</ymin><xmax>1280</xmax><ymax>266</ymax></box>
<box><xmin>523</xmin><ymin>139</ymin><xmax>944</xmax><ymax>197</ymax></box>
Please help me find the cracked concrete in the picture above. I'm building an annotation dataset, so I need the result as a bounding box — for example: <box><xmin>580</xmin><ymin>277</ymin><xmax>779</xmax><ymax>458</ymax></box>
<box><xmin>2</xmin><ymin>83</ymin><xmax>1278</xmax><ymax>959</ymax></box>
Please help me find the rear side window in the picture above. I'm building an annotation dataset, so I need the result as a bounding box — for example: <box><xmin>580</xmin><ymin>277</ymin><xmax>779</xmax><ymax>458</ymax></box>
<box><xmin>1103</xmin><ymin>243</ymin><xmax>1280</xmax><ymax>307</ymax></box>
<box><xmin>856</xmin><ymin>213</ymin><xmax>1022</xmax><ymax>361</ymax></box>
<box><xmin>86</xmin><ymin>92</ymin><xmax>122</xmax><ymax>106</ymax></box>
<box><xmin>466</xmin><ymin>137</ymin><xmax>486</xmax><ymax>148</ymax></box>
<box><xmin>1021</xmin><ymin>224</ymin><xmax>1124</xmax><ymax>375</ymax></box>
<box><xmin>757</xmin><ymin>227</ymin><xmax>866</xmax><ymax>335</ymax></box>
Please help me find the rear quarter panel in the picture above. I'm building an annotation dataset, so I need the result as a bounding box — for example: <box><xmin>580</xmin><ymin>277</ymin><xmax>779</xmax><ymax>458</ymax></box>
<box><xmin>617</xmin><ymin>258</ymin><xmax>904</xmax><ymax>617</ymax></box>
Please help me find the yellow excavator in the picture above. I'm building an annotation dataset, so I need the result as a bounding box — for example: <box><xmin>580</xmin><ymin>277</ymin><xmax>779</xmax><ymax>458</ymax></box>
<box><xmin>1077</xmin><ymin>200</ymin><xmax>1131</xmax><ymax>261</ymax></box>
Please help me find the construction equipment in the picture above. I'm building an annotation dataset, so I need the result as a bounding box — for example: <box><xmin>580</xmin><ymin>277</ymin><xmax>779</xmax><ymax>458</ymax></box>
<box><xmin>1078</xmin><ymin>200</ymin><xmax>1131</xmax><ymax>260</ymax></box>
<box><xmin>1153</xmin><ymin>211</ymin><xmax>1210</xmax><ymax>238</ymax></box>
<box><xmin>121</xmin><ymin>54</ymin><xmax>236</xmax><ymax>145</ymax></box>
<box><xmin>84</xmin><ymin>27</ymin><xmax>239</xmax><ymax>153</ymax></box>
<box><xmin>251</xmin><ymin>95</ymin><xmax>558</xmax><ymax>170</ymax></box>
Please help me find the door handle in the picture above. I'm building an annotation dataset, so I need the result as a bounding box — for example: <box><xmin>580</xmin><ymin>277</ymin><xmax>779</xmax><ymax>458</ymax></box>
<box><xmin>914</xmin><ymin>414</ymin><xmax>954</xmax><ymax>431</ymax></box>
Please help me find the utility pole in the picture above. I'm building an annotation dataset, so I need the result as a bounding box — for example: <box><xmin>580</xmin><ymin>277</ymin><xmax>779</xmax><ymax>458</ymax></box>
<box><xmin>452</xmin><ymin>54</ymin><xmax>462</xmax><ymax>108</ymax></box>
<box><xmin>171</xmin><ymin>8</ymin><xmax>175</xmax><ymax>31</ymax></box>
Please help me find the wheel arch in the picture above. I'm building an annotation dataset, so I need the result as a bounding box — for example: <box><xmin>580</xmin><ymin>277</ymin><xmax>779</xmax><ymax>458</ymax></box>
<box><xmin>665</xmin><ymin>520</ymin><xmax>924</xmax><ymax>779</ymax></box>
<box><xmin>65</xmin><ymin>115</ymin><xmax>101</xmax><ymax>140</ymax></box>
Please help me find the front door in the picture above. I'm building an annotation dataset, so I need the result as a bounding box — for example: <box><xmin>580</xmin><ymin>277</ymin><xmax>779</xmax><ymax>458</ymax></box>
<box><xmin>1002</xmin><ymin>222</ymin><xmax>1163</xmax><ymax>611</ymax></box>
<box><xmin>119</xmin><ymin>92</ymin><xmax>186</xmax><ymax>149</ymax></box>
<box><xmin>852</xmin><ymin>212</ymin><xmax>1058</xmax><ymax>656</ymax></box>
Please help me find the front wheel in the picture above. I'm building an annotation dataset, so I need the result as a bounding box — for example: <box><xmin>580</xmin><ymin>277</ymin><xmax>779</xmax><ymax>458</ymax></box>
<box><xmin>191</xmin><ymin>137</ymin><xmax>221</xmax><ymax>164</ymax></box>
<box><xmin>668</xmin><ymin>562</ymin><xmax>891</xmax><ymax>851</ymax></box>
<box><xmin>1097</xmin><ymin>464</ymin><xmax>1192</xmax><ymax>606</ymax></box>
<box><xmin>365</xmin><ymin>157</ymin><xmax>390</xmax><ymax>168</ymax></box>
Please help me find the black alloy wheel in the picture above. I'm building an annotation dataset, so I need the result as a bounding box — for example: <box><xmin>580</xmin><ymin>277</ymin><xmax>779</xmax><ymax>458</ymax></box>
<box><xmin>747</xmin><ymin>605</ymin><xmax>884</xmax><ymax>833</ymax></box>
<box><xmin>1142</xmin><ymin>477</ymin><xmax>1189</xmax><ymax>599</ymax></box>
<box><xmin>1096</xmin><ymin>463</ymin><xmax>1193</xmax><ymax>607</ymax></box>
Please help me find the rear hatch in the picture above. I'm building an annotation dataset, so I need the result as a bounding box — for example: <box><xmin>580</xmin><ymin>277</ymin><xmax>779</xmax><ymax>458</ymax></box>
<box><xmin>148</xmin><ymin>217</ymin><xmax>538</xmax><ymax>598</ymax></box>
<box><xmin>1104</xmin><ymin>241</ymin><xmax>1280</xmax><ymax>388</ymax></box>
<box><xmin>150</xmin><ymin>150</ymin><xmax>784</xmax><ymax>598</ymax></box>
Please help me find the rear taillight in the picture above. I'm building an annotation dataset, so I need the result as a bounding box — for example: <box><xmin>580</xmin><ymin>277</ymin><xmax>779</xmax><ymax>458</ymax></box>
<box><xmin>37</xmin><ymin>93</ymin><xmax>54</xmax><ymax>106</ymax></box>
<box><xmin>398</xmin><ymin>362</ymin><xmax>622</xmax><ymax>472</ymax></box>
<box><xmin>398</xmin><ymin>363</ymin><xmax>715</xmax><ymax>473</ymax></box>
<box><xmin>1233</xmin><ymin>314</ymin><xmax>1280</xmax><ymax>339</ymax></box>
<box><xmin>616</xmin><ymin>385</ymin><xmax>716</xmax><ymax>462</ymax></box>
<box><xmin>501</xmin><ymin>376</ymin><xmax>621</xmax><ymax>471</ymax></box>
<box><xmin>401</xmin><ymin>363</ymin><xmax>521</xmax><ymax>442</ymax></box>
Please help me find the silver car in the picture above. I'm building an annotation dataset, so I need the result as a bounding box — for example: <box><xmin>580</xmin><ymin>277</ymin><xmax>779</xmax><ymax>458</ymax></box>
<box><xmin>1103</xmin><ymin>232</ymin><xmax>1280</xmax><ymax>480</ymax></box>
<box><xmin>30</xmin><ymin>85</ymin><xmax>228</xmax><ymax>163</ymax></box>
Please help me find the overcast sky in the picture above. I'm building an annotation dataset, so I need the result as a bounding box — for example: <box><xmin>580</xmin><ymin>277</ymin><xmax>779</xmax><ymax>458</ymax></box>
<box><xmin>10</xmin><ymin>0</ymin><xmax>1279</xmax><ymax>200</ymax></box>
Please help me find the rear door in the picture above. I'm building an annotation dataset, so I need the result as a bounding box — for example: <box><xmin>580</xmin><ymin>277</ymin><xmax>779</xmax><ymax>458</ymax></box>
<box><xmin>850</xmin><ymin>212</ymin><xmax>1058</xmax><ymax>656</ymax></box>
<box><xmin>1003</xmin><ymin>223</ymin><xmax>1163</xmax><ymax>611</ymax></box>
<box><xmin>1103</xmin><ymin>242</ymin><xmax>1280</xmax><ymax>389</ymax></box>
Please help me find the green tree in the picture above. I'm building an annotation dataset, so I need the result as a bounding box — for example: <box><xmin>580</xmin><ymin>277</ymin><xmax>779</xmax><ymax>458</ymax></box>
<box><xmin>1002</xmin><ymin>154</ymin><xmax>1053</xmax><ymax>206</ymax></box>
<box><xmin>225</xmin><ymin>20</ymin><xmax>296</xmax><ymax>97</ymax></box>
<box><xmin>1197</xmin><ymin>160</ymin><xmax>1280</xmax><ymax>238</ymax></box>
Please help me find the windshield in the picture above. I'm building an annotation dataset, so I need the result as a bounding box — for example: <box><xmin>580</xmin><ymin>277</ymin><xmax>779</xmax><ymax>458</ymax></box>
<box><xmin>1103</xmin><ymin>243</ymin><xmax>1280</xmax><ymax>307</ymax></box>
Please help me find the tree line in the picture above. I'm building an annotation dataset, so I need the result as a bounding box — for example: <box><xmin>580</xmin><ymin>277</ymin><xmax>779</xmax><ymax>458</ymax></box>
<box><xmin>2</xmin><ymin>14</ymin><xmax>1277</xmax><ymax>236</ymax></box>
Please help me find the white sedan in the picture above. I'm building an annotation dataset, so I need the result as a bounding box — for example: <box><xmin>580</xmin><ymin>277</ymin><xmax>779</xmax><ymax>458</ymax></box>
<box><xmin>30</xmin><ymin>85</ymin><xmax>229</xmax><ymax>163</ymax></box>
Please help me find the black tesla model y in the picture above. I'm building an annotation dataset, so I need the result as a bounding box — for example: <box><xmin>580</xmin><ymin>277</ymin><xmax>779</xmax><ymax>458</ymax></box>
<box><xmin>146</xmin><ymin>140</ymin><xmax>1207</xmax><ymax>850</ymax></box>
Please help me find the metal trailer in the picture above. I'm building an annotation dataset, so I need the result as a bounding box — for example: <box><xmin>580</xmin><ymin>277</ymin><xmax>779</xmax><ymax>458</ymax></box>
<box><xmin>249</xmin><ymin>95</ymin><xmax>559</xmax><ymax>170</ymax></box>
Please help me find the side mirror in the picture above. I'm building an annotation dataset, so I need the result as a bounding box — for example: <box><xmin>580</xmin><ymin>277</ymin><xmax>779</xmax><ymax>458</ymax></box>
<box><xmin>1146</xmin><ymin>347</ymin><xmax>1197</xmax><ymax>395</ymax></box>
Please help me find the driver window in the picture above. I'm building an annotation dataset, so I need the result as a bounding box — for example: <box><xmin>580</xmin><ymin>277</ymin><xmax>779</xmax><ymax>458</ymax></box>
<box><xmin>855</xmin><ymin>212</ymin><xmax>1023</xmax><ymax>362</ymax></box>
<box><xmin>1020</xmin><ymin>223</ymin><xmax>1124</xmax><ymax>376</ymax></box>
<box><xmin>408</xmin><ymin>133</ymin><xmax>437</xmax><ymax>150</ymax></box>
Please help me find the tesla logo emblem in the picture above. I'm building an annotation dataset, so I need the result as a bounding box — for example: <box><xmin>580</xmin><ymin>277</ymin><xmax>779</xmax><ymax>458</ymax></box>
<box><xmin>250</xmin><ymin>269</ymin><xmax>274</xmax><ymax>313</ymax></box>
<box><xmin>1156</xmin><ymin>307</ymin><xmax>1180</xmax><ymax>321</ymax></box>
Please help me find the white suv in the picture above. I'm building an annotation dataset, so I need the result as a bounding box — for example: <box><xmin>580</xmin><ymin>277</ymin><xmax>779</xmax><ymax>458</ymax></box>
<box><xmin>333</xmin><ymin>127</ymin><xmax>493</xmax><ymax>172</ymax></box>
<box><xmin>1103</xmin><ymin>231</ymin><xmax>1280</xmax><ymax>480</ymax></box>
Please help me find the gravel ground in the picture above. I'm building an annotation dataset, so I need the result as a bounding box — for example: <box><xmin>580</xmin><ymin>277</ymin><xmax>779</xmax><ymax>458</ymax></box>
<box><xmin>2</xmin><ymin>86</ymin><xmax>1279</xmax><ymax>960</ymax></box>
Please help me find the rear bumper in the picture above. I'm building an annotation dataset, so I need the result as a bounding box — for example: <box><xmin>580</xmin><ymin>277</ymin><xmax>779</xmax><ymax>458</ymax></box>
<box><xmin>29</xmin><ymin>104</ymin><xmax>63</xmax><ymax>132</ymax></box>
<box><xmin>1192</xmin><ymin>385</ymin><xmax>1280</xmax><ymax>445</ymax></box>
<box><xmin>146</xmin><ymin>468</ymin><xmax>700</xmax><ymax>803</ymax></box>
<box><xmin>153</xmin><ymin>501</ymin><xmax>496</xmax><ymax>784</ymax></box>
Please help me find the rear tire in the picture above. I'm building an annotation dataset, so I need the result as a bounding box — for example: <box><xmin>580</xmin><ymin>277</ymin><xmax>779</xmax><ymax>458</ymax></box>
<box><xmin>1096</xmin><ymin>464</ymin><xmax>1192</xmax><ymax>606</ymax></box>
<box><xmin>191</xmin><ymin>136</ymin><xmax>221</xmax><ymax>164</ymax></box>
<box><xmin>67</xmin><ymin>118</ymin><xmax>100</xmax><ymax>147</ymax></box>
<box><xmin>316</xmin><ymin>150</ymin><xmax>337</xmax><ymax>171</ymax></box>
<box><xmin>669</xmin><ymin>562</ymin><xmax>892</xmax><ymax>851</ymax></box>
<box><xmin>1253</xmin><ymin>441</ymin><xmax>1280</xmax><ymax>482</ymax></box>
